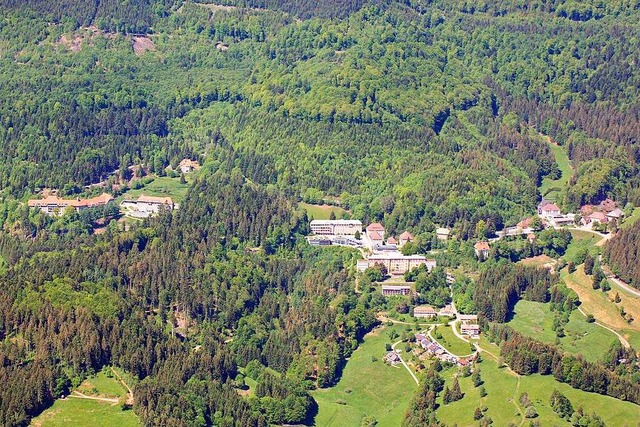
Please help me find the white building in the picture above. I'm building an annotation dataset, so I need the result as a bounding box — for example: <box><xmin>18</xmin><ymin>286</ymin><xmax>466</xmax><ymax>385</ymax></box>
<box><xmin>310</xmin><ymin>219</ymin><xmax>362</xmax><ymax>236</ymax></box>
<box><xmin>121</xmin><ymin>194</ymin><xmax>175</xmax><ymax>218</ymax></box>
<box><xmin>366</xmin><ymin>253</ymin><xmax>435</xmax><ymax>275</ymax></box>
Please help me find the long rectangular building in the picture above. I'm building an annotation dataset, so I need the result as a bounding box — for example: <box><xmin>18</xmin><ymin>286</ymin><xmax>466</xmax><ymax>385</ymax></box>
<box><xmin>310</xmin><ymin>219</ymin><xmax>362</xmax><ymax>236</ymax></box>
<box><xmin>28</xmin><ymin>193</ymin><xmax>114</xmax><ymax>215</ymax></box>
<box><xmin>366</xmin><ymin>253</ymin><xmax>436</xmax><ymax>275</ymax></box>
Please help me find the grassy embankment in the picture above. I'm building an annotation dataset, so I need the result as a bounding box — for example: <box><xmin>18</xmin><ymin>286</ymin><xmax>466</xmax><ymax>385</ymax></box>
<box><xmin>31</xmin><ymin>367</ymin><xmax>139</xmax><ymax>427</ymax></box>
<box><xmin>539</xmin><ymin>139</ymin><xmax>573</xmax><ymax>204</ymax></box>
<box><xmin>298</xmin><ymin>202</ymin><xmax>348</xmax><ymax>220</ymax></box>
<box><xmin>436</xmin><ymin>344</ymin><xmax>640</xmax><ymax>426</ymax></box>
<box><xmin>312</xmin><ymin>324</ymin><xmax>418</xmax><ymax>426</ymax></box>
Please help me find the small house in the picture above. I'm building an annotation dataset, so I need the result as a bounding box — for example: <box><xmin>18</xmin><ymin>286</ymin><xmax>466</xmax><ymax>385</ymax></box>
<box><xmin>399</xmin><ymin>231</ymin><xmax>415</xmax><ymax>247</ymax></box>
<box><xmin>461</xmin><ymin>324</ymin><xmax>480</xmax><ymax>337</ymax></box>
<box><xmin>474</xmin><ymin>241</ymin><xmax>490</xmax><ymax>259</ymax></box>
<box><xmin>436</xmin><ymin>228</ymin><xmax>450</xmax><ymax>241</ymax></box>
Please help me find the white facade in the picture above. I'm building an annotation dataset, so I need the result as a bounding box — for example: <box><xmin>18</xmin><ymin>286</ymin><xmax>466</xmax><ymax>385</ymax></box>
<box><xmin>366</xmin><ymin>253</ymin><xmax>435</xmax><ymax>275</ymax></box>
<box><xmin>310</xmin><ymin>219</ymin><xmax>362</xmax><ymax>236</ymax></box>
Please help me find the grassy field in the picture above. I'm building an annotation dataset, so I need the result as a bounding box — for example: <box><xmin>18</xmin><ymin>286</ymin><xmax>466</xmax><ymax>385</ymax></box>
<box><xmin>436</xmin><ymin>349</ymin><xmax>640</xmax><ymax>426</ymax></box>
<box><xmin>311</xmin><ymin>324</ymin><xmax>418</xmax><ymax>426</ymax></box>
<box><xmin>122</xmin><ymin>175</ymin><xmax>193</xmax><ymax>203</ymax></box>
<box><xmin>563</xmin><ymin>230</ymin><xmax>602</xmax><ymax>263</ymax></box>
<box><xmin>31</xmin><ymin>398</ymin><xmax>139</xmax><ymax>427</ymax></box>
<box><xmin>563</xmin><ymin>266</ymin><xmax>640</xmax><ymax>349</ymax></box>
<box><xmin>433</xmin><ymin>325</ymin><xmax>475</xmax><ymax>356</ymax></box>
<box><xmin>620</xmin><ymin>207</ymin><xmax>640</xmax><ymax>230</ymax></box>
<box><xmin>539</xmin><ymin>140</ymin><xmax>573</xmax><ymax>203</ymax></box>
<box><xmin>32</xmin><ymin>367</ymin><xmax>139</xmax><ymax>427</ymax></box>
<box><xmin>299</xmin><ymin>202</ymin><xmax>348</xmax><ymax>220</ymax></box>
<box><xmin>508</xmin><ymin>300</ymin><xmax>618</xmax><ymax>362</ymax></box>
<box><xmin>77</xmin><ymin>368</ymin><xmax>130</xmax><ymax>398</ymax></box>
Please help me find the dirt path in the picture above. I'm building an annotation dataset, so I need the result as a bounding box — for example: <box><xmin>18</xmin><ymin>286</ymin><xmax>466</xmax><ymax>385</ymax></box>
<box><xmin>69</xmin><ymin>391</ymin><xmax>119</xmax><ymax>404</ymax></box>
<box><xmin>575</xmin><ymin>306</ymin><xmax>630</xmax><ymax>348</ymax></box>
<box><xmin>111</xmin><ymin>367</ymin><xmax>134</xmax><ymax>405</ymax></box>
<box><xmin>376</xmin><ymin>313</ymin><xmax>442</xmax><ymax>327</ymax></box>
<box><xmin>391</xmin><ymin>339</ymin><xmax>419</xmax><ymax>385</ymax></box>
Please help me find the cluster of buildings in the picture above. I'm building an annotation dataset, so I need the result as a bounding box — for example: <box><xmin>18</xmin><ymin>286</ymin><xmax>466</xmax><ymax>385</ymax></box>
<box><xmin>414</xmin><ymin>304</ymin><xmax>454</xmax><ymax>318</ymax></box>
<box><xmin>28</xmin><ymin>193</ymin><xmax>114</xmax><ymax>215</ymax></box>
<box><xmin>580</xmin><ymin>199</ymin><xmax>624</xmax><ymax>226</ymax></box>
<box><xmin>308</xmin><ymin>219</ymin><xmax>436</xmax><ymax>276</ymax></box>
<box><xmin>414</xmin><ymin>333</ymin><xmax>476</xmax><ymax>366</ymax></box>
<box><xmin>537</xmin><ymin>200</ymin><xmax>576</xmax><ymax>227</ymax></box>
<box><xmin>120</xmin><ymin>195</ymin><xmax>175</xmax><ymax>218</ymax></box>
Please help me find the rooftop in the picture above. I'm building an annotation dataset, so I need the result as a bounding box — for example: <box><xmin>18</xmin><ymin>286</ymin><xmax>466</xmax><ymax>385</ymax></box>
<box><xmin>474</xmin><ymin>241</ymin><xmax>490</xmax><ymax>251</ymax></box>
<box><xmin>310</xmin><ymin>219</ymin><xmax>362</xmax><ymax>225</ymax></box>
<box><xmin>399</xmin><ymin>231</ymin><xmax>414</xmax><ymax>241</ymax></box>
<box><xmin>366</xmin><ymin>222</ymin><xmax>385</xmax><ymax>231</ymax></box>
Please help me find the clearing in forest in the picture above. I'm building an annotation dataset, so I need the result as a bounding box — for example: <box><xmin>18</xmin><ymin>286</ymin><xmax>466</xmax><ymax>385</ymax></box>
<box><xmin>538</xmin><ymin>136</ymin><xmax>573</xmax><ymax>203</ymax></box>
<box><xmin>31</xmin><ymin>367</ymin><xmax>139</xmax><ymax>427</ymax></box>
<box><xmin>299</xmin><ymin>202</ymin><xmax>348</xmax><ymax>220</ymax></box>
<box><xmin>311</xmin><ymin>324</ymin><xmax>417</xmax><ymax>426</ymax></box>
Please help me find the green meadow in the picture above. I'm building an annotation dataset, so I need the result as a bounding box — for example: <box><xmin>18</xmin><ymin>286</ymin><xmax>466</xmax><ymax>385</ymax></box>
<box><xmin>311</xmin><ymin>324</ymin><xmax>418</xmax><ymax>426</ymax></box>
<box><xmin>299</xmin><ymin>202</ymin><xmax>348</xmax><ymax>220</ymax></box>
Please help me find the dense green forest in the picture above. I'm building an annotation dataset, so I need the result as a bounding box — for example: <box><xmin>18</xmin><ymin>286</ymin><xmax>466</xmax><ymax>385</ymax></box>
<box><xmin>604</xmin><ymin>220</ymin><xmax>640</xmax><ymax>289</ymax></box>
<box><xmin>1</xmin><ymin>0</ymin><xmax>640</xmax><ymax>425</ymax></box>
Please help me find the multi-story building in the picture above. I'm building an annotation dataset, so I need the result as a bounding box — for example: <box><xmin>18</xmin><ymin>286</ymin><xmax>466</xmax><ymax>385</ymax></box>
<box><xmin>28</xmin><ymin>193</ymin><xmax>114</xmax><ymax>215</ymax></box>
<box><xmin>310</xmin><ymin>219</ymin><xmax>362</xmax><ymax>236</ymax></box>
<box><xmin>366</xmin><ymin>254</ymin><xmax>435</xmax><ymax>275</ymax></box>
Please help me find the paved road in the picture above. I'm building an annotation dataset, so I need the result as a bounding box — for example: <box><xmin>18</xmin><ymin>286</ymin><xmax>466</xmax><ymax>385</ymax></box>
<box><xmin>391</xmin><ymin>340</ymin><xmax>419</xmax><ymax>385</ymax></box>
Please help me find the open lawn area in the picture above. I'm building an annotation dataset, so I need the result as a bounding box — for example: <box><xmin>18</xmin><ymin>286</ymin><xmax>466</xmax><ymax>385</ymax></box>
<box><xmin>563</xmin><ymin>266</ymin><xmax>640</xmax><ymax>349</ymax></box>
<box><xmin>31</xmin><ymin>398</ymin><xmax>139</xmax><ymax>427</ymax></box>
<box><xmin>31</xmin><ymin>367</ymin><xmax>139</xmax><ymax>427</ymax></box>
<box><xmin>435</xmin><ymin>349</ymin><xmax>640</xmax><ymax>426</ymax></box>
<box><xmin>508</xmin><ymin>300</ymin><xmax>618</xmax><ymax>363</ymax></box>
<box><xmin>311</xmin><ymin>324</ymin><xmax>418</xmax><ymax>426</ymax></box>
<box><xmin>298</xmin><ymin>202</ymin><xmax>348</xmax><ymax>220</ymax></box>
<box><xmin>539</xmin><ymin>140</ymin><xmax>572</xmax><ymax>204</ymax></box>
<box><xmin>432</xmin><ymin>325</ymin><xmax>475</xmax><ymax>357</ymax></box>
<box><xmin>620</xmin><ymin>207</ymin><xmax>640</xmax><ymax>230</ymax></box>
<box><xmin>563</xmin><ymin>230</ymin><xmax>602</xmax><ymax>263</ymax></box>
<box><xmin>122</xmin><ymin>175</ymin><xmax>193</xmax><ymax>203</ymax></box>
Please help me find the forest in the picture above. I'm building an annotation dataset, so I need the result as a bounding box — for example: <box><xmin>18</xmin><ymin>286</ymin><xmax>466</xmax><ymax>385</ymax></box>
<box><xmin>603</xmin><ymin>220</ymin><xmax>640</xmax><ymax>289</ymax></box>
<box><xmin>0</xmin><ymin>0</ymin><xmax>639</xmax><ymax>425</ymax></box>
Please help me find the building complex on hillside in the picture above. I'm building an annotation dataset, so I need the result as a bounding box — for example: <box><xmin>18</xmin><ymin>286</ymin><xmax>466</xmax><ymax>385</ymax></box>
<box><xmin>28</xmin><ymin>193</ymin><xmax>114</xmax><ymax>215</ymax></box>
<box><xmin>121</xmin><ymin>194</ymin><xmax>175</xmax><ymax>218</ymax></box>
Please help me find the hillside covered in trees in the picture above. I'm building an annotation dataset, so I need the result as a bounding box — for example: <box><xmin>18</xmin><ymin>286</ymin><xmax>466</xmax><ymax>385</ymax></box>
<box><xmin>0</xmin><ymin>0</ymin><xmax>640</xmax><ymax>425</ymax></box>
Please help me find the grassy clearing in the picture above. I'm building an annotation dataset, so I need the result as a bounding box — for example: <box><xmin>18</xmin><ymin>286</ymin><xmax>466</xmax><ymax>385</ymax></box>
<box><xmin>620</xmin><ymin>207</ymin><xmax>640</xmax><ymax>230</ymax></box>
<box><xmin>508</xmin><ymin>300</ymin><xmax>617</xmax><ymax>363</ymax></box>
<box><xmin>77</xmin><ymin>368</ymin><xmax>128</xmax><ymax>398</ymax></box>
<box><xmin>433</xmin><ymin>324</ymin><xmax>475</xmax><ymax>356</ymax></box>
<box><xmin>539</xmin><ymin>141</ymin><xmax>572</xmax><ymax>203</ymax></box>
<box><xmin>435</xmin><ymin>350</ymin><xmax>640</xmax><ymax>426</ymax></box>
<box><xmin>32</xmin><ymin>367</ymin><xmax>139</xmax><ymax>427</ymax></box>
<box><xmin>298</xmin><ymin>202</ymin><xmax>348</xmax><ymax>220</ymax></box>
<box><xmin>123</xmin><ymin>175</ymin><xmax>193</xmax><ymax>203</ymax></box>
<box><xmin>563</xmin><ymin>266</ymin><xmax>640</xmax><ymax>348</ymax></box>
<box><xmin>312</xmin><ymin>324</ymin><xmax>418</xmax><ymax>426</ymax></box>
<box><xmin>31</xmin><ymin>399</ymin><xmax>139</xmax><ymax>427</ymax></box>
<box><xmin>563</xmin><ymin>230</ymin><xmax>602</xmax><ymax>263</ymax></box>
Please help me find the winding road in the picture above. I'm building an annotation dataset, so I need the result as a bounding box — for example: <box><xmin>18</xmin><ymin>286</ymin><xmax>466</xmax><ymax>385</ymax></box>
<box><xmin>391</xmin><ymin>339</ymin><xmax>420</xmax><ymax>385</ymax></box>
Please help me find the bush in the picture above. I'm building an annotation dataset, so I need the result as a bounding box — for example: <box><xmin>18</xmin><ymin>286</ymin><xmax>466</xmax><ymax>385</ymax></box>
<box><xmin>525</xmin><ymin>406</ymin><xmax>538</xmax><ymax>418</ymax></box>
<box><xmin>586</xmin><ymin>314</ymin><xmax>595</xmax><ymax>323</ymax></box>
